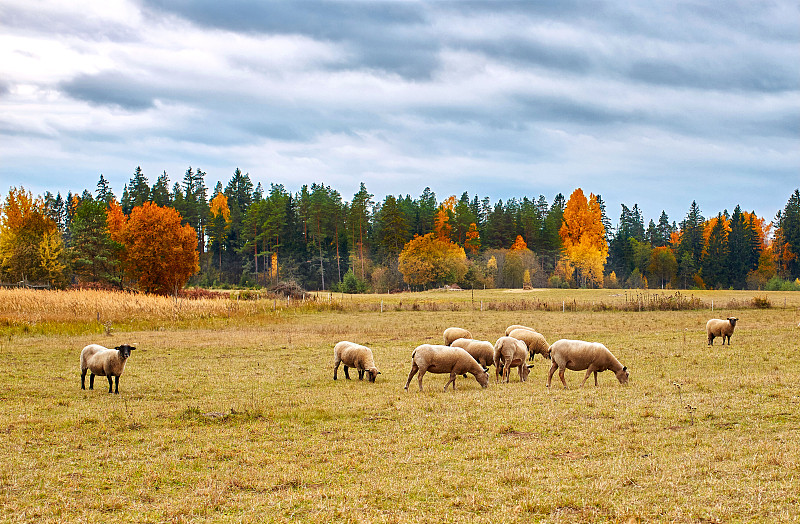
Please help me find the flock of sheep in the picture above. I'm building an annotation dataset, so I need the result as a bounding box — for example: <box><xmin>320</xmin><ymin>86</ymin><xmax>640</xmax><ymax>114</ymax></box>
<box><xmin>77</xmin><ymin>316</ymin><xmax>739</xmax><ymax>394</ymax></box>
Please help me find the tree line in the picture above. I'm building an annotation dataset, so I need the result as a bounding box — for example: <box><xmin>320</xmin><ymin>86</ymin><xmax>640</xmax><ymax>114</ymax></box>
<box><xmin>1</xmin><ymin>166</ymin><xmax>799</xmax><ymax>294</ymax></box>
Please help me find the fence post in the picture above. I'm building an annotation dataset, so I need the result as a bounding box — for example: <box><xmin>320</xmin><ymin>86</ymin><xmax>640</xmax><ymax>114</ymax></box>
<box><xmin>480</xmin><ymin>300</ymin><xmax>483</xmax><ymax>312</ymax></box>
<box><xmin>711</xmin><ymin>299</ymin><xmax>714</xmax><ymax>311</ymax></box>
<box><xmin>562</xmin><ymin>300</ymin><xmax>565</xmax><ymax>312</ymax></box>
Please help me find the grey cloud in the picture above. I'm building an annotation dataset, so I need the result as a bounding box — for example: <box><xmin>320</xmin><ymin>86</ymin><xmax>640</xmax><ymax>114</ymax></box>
<box><xmin>141</xmin><ymin>0</ymin><xmax>440</xmax><ymax>79</ymax></box>
<box><xmin>60</xmin><ymin>72</ymin><xmax>156</xmax><ymax>111</ymax></box>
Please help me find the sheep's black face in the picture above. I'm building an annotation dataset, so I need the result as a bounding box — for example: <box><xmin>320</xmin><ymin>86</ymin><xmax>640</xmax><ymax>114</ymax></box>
<box><xmin>728</xmin><ymin>317</ymin><xmax>738</xmax><ymax>327</ymax></box>
<box><xmin>115</xmin><ymin>344</ymin><xmax>136</xmax><ymax>359</ymax></box>
<box><xmin>368</xmin><ymin>369</ymin><xmax>380</xmax><ymax>383</ymax></box>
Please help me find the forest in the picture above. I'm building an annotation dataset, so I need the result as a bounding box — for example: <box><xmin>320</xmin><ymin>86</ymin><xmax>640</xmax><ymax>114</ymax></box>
<box><xmin>1</xmin><ymin>166</ymin><xmax>799</xmax><ymax>294</ymax></box>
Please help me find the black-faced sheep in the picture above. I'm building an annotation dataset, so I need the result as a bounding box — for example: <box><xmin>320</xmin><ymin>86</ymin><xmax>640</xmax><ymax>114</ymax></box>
<box><xmin>443</xmin><ymin>327</ymin><xmax>472</xmax><ymax>346</ymax></box>
<box><xmin>546</xmin><ymin>339</ymin><xmax>629</xmax><ymax>389</ymax></box>
<box><xmin>706</xmin><ymin>317</ymin><xmax>738</xmax><ymax>345</ymax></box>
<box><xmin>404</xmin><ymin>344</ymin><xmax>489</xmax><ymax>392</ymax></box>
<box><xmin>493</xmin><ymin>336</ymin><xmax>531</xmax><ymax>383</ymax></box>
<box><xmin>507</xmin><ymin>328</ymin><xmax>550</xmax><ymax>360</ymax></box>
<box><xmin>80</xmin><ymin>343</ymin><xmax>136</xmax><ymax>394</ymax></box>
<box><xmin>333</xmin><ymin>341</ymin><xmax>381</xmax><ymax>382</ymax></box>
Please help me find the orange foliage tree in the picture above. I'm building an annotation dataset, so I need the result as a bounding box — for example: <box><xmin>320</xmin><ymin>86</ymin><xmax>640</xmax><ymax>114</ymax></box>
<box><xmin>558</xmin><ymin>189</ymin><xmax>608</xmax><ymax>287</ymax></box>
<box><xmin>510</xmin><ymin>235</ymin><xmax>527</xmax><ymax>251</ymax></box>
<box><xmin>107</xmin><ymin>201</ymin><xmax>199</xmax><ymax>295</ymax></box>
<box><xmin>464</xmin><ymin>222</ymin><xmax>481</xmax><ymax>254</ymax></box>
<box><xmin>398</xmin><ymin>233</ymin><xmax>467</xmax><ymax>288</ymax></box>
<box><xmin>434</xmin><ymin>196</ymin><xmax>457</xmax><ymax>242</ymax></box>
<box><xmin>0</xmin><ymin>187</ymin><xmax>63</xmax><ymax>284</ymax></box>
<box><xmin>208</xmin><ymin>192</ymin><xmax>232</xmax><ymax>269</ymax></box>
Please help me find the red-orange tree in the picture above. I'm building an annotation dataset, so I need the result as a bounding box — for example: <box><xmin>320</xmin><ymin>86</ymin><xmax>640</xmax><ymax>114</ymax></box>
<box><xmin>398</xmin><ymin>233</ymin><xmax>467</xmax><ymax>288</ymax></box>
<box><xmin>107</xmin><ymin>201</ymin><xmax>199</xmax><ymax>295</ymax></box>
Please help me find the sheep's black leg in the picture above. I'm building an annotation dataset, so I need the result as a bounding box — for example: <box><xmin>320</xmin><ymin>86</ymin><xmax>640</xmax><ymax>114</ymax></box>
<box><xmin>81</xmin><ymin>371</ymin><xmax>86</xmax><ymax>390</ymax></box>
<box><xmin>107</xmin><ymin>376</ymin><xmax>113</xmax><ymax>393</ymax></box>
<box><xmin>89</xmin><ymin>374</ymin><xmax>95</xmax><ymax>390</ymax></box>
<box><xmin>344</xmin><ymin>366</ymin><xmax>350</xmax><ymax>380</ymax></box>
<box><xmin>114</xmin><ymin>376</ymin><xmax>119</xmax><ymax>394</ymax></box>
<box><xmin>333</xmin><ymin>363</ymin><xmax>339</xmax><ymax>380</ymax></box>
<box><xmin>358</xmin><ymin>369</ymin><xmax>364</xmax><ymax>380</ymax></box>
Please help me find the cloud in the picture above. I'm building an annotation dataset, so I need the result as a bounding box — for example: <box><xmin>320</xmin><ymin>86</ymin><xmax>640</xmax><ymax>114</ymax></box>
<box><xmin>59</xmin><ymin>72</ymin><xmax>156</xmax><ymax>110</ymax></box>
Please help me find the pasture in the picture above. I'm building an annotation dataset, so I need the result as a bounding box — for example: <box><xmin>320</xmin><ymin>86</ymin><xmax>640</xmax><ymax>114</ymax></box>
<box><xmin>0</xmin><ymin>288</ymin><xmax>799</xmax><ymax>522</ymax></box>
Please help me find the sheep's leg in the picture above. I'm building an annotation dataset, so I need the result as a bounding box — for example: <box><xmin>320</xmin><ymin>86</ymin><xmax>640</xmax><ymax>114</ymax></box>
<box><xmin>594</xmin><ymin>371</ymin><xmax>598</xmax><ymax>386</ymax></box>
<box><xmin>417</xmin><ymin>369</ymin><xmax>426</xmax><ymax>391</ymax></box>
<box><xmin>81</xmin><ymin>370</ymin><xmax>86</xmax><ymax>390</ymax></box>
<box><xmin>404</xmin><ymin>363</ymin><xmax>419</xmax><ymax>391</ymax></box>
<box><xmin>107</xmin><ymin>376</ymin><xmax>113</xmax><ymax>393</ymax></box>
<box><xmin>558</xmin><ymin>368</ymin><xmax>567</xmax><ymax>389</ymax></box>
<box><xmin>333</xmin><ymin>360</ymin><xmax>340</xmax><ymax>380</ymax></box>
<box><xmin>343</xmin><ymin>365</ymin><xmax>351</xmax><ymax>380</ymax></box>
<box><xmin>547</xmin><ymin>362</ymin><xmax>558</xmax><ymax>387</ymax></box>
<box><xmin>113</xmin><ymin>376</ymin><xmax>119</xmax><ymax>394</ymax></box>
<box><xmin>708</xmin><ymin>334</ymin><xmax>714</xmax><ymax>346</ymax></box>
<box><xmin>444</xmin><ymin>372</ymin><xmax>457</xmax><ymax>392</ymax></box>
<box><xmin>503</xmin><ymin>362</ymin><xmax>512</xmax><ymax>383</ymax></box>
<box><xmin>358</xmin><ymin>369</ymin><xmax>365</xmax><ymax>380</ymax></box>
<box><xmin>89</xmin><ymin>374</ymin><xmax>95</xmax><ymax>390</ymax></box>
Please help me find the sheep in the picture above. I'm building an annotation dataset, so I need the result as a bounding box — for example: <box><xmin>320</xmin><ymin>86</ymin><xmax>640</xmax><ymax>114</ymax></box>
<box><xmin>443</xmin><ymin>327</ymin><xmax>472</xmax><ymax>346</ymax></box>
<box><xmin>706</xmin><ymin>317</ymin><xmax>738</xmax><ymax>346</ymax></box>
<box><xmin>450</xmin><ymin>338</ymin><xmax>495</xmax><ymax>369</ymax></box>
<box><xmin>333</xmin><ymin>341</ymin><xmax>381</xmax><ymax>382</ymax></box>
<box><xmin>493</xmin><ymin>336</ymin><xmax>531</xmax><ymax>383</ymax></box>
<box><xmin>404</xmin><ymin>344</ymin><xmax>489</xmax><ymax>392</ymax></box>
<box><xmin>505</xmin><ymin>324</ymin><xmax>537</xmax><ymax>336</ymax></box>
<box><xmin>507</xmin><ymin>328</ymin><xmax>550</xmax><ymax>360</ymax></box>
<box><xmin>546</xmin><ymin>339</ymin><xmax>629</xmax><ymax>389</ymax></box>
<box><xmin>80</xmin><ymin>343</ymin><xmax>136</xmax><ymax>394</ymax></box>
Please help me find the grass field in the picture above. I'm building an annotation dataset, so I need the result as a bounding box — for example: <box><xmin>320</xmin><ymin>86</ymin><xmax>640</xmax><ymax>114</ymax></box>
<box><xmin>1</xmin><ymin>288</ymin><xmax>799</xmax><ymax>522</ymax></box>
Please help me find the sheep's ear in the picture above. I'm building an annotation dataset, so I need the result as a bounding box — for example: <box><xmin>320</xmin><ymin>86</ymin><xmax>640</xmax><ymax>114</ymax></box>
<box><xmin>482</xmin><ymin>366</ymin><xmax>489</xmax><ymax>373</ymax></box>
<box><xmin>526</xmin><ymin>365</ymin><xmax>533</xmax><ymax>369</ymax></box>
<box><xmin>623</xmin><ymin>366</ymin><xmax>627</xmax><ymax>372</ymax></box>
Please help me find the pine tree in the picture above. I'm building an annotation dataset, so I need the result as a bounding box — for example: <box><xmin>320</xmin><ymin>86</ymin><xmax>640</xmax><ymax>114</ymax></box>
<box><xmin>121</xmin><ymin>166</ymin><xmax>150</xmax><ymax>213</ymax></box>
<box><xmin>151</xmin><ymin>171</ymin><xmax>171</xmax><ymax>207</ymax></box>
<box><xmin>95</xmin><ymin>174</ymin><xmax>114</xmax><ymax>205</ymax></box>
<box><xmin>702</xmin><ymin>213</ymin><xmax>729</xmax><ymax>289</ymax></box>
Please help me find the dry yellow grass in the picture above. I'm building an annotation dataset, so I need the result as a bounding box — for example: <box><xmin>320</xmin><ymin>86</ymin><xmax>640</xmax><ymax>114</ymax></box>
<box><xmin>0</xmin><ymin>289</ymin><xmax>799</xmax><ymax>522</ymax></box>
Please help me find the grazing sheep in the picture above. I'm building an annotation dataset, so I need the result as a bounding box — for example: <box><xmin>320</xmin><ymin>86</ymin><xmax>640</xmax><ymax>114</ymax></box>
<box><xmin>80</xmin><ymin>343</ymin><xmax>136</xmax><ymax>394</ymax></box>
<box><xmin>547</xmin><ymin>339</ymin><xmax>629</xmax><ymax>389</ymax></box>
<box><xmin>493</xmin><ymin>336</ymin><xmax>531</xmax><ymax>383</ymax></box>
<box><xmin>508</xmin><ymin>328</ymin><xmax>550</xmax><ymax>360</ymax></box>
<box><xmin>450</xmin><ymin>338</ymin><xmax>495</xmax><ymax>369</ymax></box>
<box><xmin>706</xmin><ymin>317</ymin><xmax>738</xmax><ymax>346</ymax></box>
<box><xmin>404</xmin><ymin>344</ymin><xmax>489</xmax><ymax>392</ymax></box>
<box><xmin>333</xmin><ymin>341</ymin><xmax>381</xmax><ymax>382</ymax></box>
<box><xmin>505</xmin><ymin>324</ymin><xmax>537</xmax><ymax>336</ymax></box>
<box><xmin>443</xmin><ymin>327</ymin><xmax>472</xmax><ymax>346</ymax></box>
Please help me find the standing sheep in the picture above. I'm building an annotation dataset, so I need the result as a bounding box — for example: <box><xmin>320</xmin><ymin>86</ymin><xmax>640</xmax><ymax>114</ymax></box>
<box><xmin>505</xmin><ymin>324</ymin><xmax>537</xmax><ymax>336</ymax></box>
<box><xmin>450</xmin><ymin>338</ymin><xmax>495</xmax><ymax>369</ymax></box>
<box><xmin>706</xmin><ymin>317</ymin><xmax>738</xmax><ymax>345</ymax></box>
<box><xmin>333</xmin><ymin>341</ymin><xmax>381</xmax><ymax>382</ymax></box>
<box><xmin>443</xmin><ymin>327</ymin><xmax>472</xmax><ymax>346</ymax></box>
<box><xmin>508</xmin><ymin>328</ymin><xmax>550</xmax><ymax>360</ymax></box>
<box><xmin>404</xmin><ymin>344</ymin><xmax>489</xmax><ymax>392</ymax></box>
<box><xmin>547</xmin><ymin>339</ymin><xmax>629</xmax><ymax>388</ymax></box>
<box><xmin>80</xmin><ymin>343</ymin><xmax>136</xmax><ymax>394</ymax></box>
<box><xmin>493</xmin><ymin>336</ymin><xmax>531</xmax><ymax>383</ymax></box>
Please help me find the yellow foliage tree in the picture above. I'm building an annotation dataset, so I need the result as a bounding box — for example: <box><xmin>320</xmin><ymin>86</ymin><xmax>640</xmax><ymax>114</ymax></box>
<box><xmin>464</xmin><ymin>222</ymin><xmax>481</xmax><ymax>255</ymax></box>
<box><xmin>398</xmin><ymin>233</ymin><xmax>467</xmax><ymax>288</ymax></box>
<box><xmin>209</xmin><ymin>192</ymin><xmax>231</xmax><ymax>269</ymax></box>
<box><xmin>559</xmin><ymin>189</ymin><xmax>608</xmax><ymax>287</ymax></box>
<box><xmin>434</xmin><ymin>196</ymin><xmax>456</xmax><ymax>242</ymax></box>
<box><xmin>510</xmin><ymin>235</ymin><xmax>527</xmax><ymax>251</ymax></box>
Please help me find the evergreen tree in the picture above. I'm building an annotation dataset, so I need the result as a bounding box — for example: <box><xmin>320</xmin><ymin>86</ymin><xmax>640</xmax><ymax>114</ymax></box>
<box><xmin>417</xmin><ymin>187</ymin><xmax>437</xmax><ymax>235</ymax></box>
<box><xmin>375</xmin><ymin>195</ymin><xmax>409</xmax><ymax>258</ymax></box>
<box><xmin>151</xmin><ymin>171</ymin><xmax>171</xmax><ymax>207</ymax></box>
<box><xmin>702</xmin><ymin>213</ymin><xmax>729</xmax><ymax>288</ymax></box>
<box><xmin>121</xmin><ymin>166</ymin><xmax>150</xmax><ymax>213</ymax></box>
<box><xmin>95</xmin><ymin>174</ymin><xmax>114</xmax><ymax>204</ymax></box>
<box><xmin>348</xmin><ymin>182</ymin><xmax>373</xmax><ymax>278</ymax></box>
<box><xmin>70</xmin><ymin>198</ymin><xmax>119</xmax><ymax>285</ymax></box>
<box><xmin>775</xmin><ymin>190</ymin><xmax>800</xmax><ymax>278</ymax></box>
<box><xmin>727</xmin><ymin>205</ymin><xmax>751</xmax><ymax>289</ymax></box>
<box><xmin>677</xmin><ymin>201</ymin><xmax>704</xmax><ymax>273</ymax></box>
<box><xmin>655</xmin><ymin>211</ymin><xmax>673</xmax><ymax>247</ymax></box>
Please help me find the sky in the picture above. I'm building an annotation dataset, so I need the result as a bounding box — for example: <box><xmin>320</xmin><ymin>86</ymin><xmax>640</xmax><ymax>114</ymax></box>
<box><xmin>1</xmin><ymin>0</ymin><xmax>798</xmax><ymax>227</ymax></box>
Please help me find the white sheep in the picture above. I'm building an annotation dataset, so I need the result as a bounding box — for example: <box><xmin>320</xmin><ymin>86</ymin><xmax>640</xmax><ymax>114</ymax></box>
<box><xmin>443</xmin><ymin>327</ymin><xmax>472</xmax><ymax>346</ymax></box>
<box><xmin>333</xmin><ymin>341</ymin><xmax>381</xmax><ymax>382</ymax></box>
<box><xmin>706</xmin><ymin>317</ymin><xmax>738</xmax><ymax>346</ymax></box>
<box><xmin>404</xmin><ymin>344</ymin><xmax>489</xmax><ymax>392</ymax></box>
<box><xmin>450</xmin><ymin>338</ymin><xmax>495</xmax><ymax>369</ymax></box>
<box><xmin>493</xmin><ymin>336</ymin><xmax>531</xmax><ymax>383</ymax></box>
<box><xmin>546</xmin><ymin>339</ymin><xmax>629</xmax><ymax>388</ymax></box>
<box><xmin>505</xmin><ymin>324</ymin><xmax>537</xmax><ymax>336</ymax></box>
<box><xmin>80</xmin><ymin>343</ymin><xmax>136</xmax><ymax>394</ymax></box>
<box><xmin>507</xmin><ymin>328</ymin><xmax>550</xmax><ymax>360</ymax></box>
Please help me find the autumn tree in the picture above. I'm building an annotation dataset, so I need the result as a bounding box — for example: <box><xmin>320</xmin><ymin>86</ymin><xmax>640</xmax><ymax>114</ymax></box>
<box><xmin>648</xmin><ymin>246</ymin><xmax>677</xmax><ymax>288</ymax></box>
<box><xmin>464</xmin><ymin>223</ymin><xmax>481</xmax><ymax>255</ymax></box>
<box><xmin>209</xmin><ymin>192</ymin><xmax>231</xmax><ymax>269</ymax></box>
<box><xmin>398</xmin><ymin>233</ymin><xmax>467</xmax><ymax>288</ymax></box>
<box><xmin>0</xmin><ymin>187</ymin><xmax>65</xmax><ymax>285</ymax></box>
<box><xmin>434</xmin><ymin>195</ymin><xmax>456</xmax><ymax>242</ymax></box>
<box><xmin>559</xmin><ymin>189</ymin><xmax>608</xmax><ymax>287</ymax></box>
<box><xmin>111</xmin><ymin>202</ymin><xmax>198</xmax><ymax>295</ymax></box>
